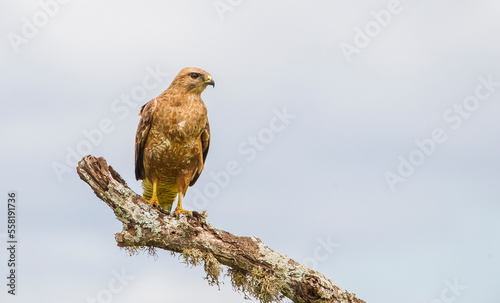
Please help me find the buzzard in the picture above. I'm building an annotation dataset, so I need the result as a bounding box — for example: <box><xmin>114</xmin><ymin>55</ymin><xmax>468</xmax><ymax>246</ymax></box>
<box><xmin>135</xmin><ymin>67</ymin><xmax>214</xmax><ymax>216</ymax></box>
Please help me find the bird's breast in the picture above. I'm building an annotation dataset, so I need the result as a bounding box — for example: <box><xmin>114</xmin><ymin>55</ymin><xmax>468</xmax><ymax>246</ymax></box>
<box><xmin>148</xmin><ymin>101</ymin><xmax>207</xmax><ymax>152</ymax></box>
<box><xmin>158</xmin><ymin>100</ymin><xmax>206</xmax><ymax>135</ymax></box>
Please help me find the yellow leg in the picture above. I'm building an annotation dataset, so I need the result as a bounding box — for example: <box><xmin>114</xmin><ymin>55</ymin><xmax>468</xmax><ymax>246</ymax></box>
<box><xmin>143</xmin><ymin>181</ymin><xmax>160</xmax><ymax>208</ymax></box>
<box><xmin>173</xmin><ymin>193</ymin><xmax>192</xmax><ymax>216</ymax></box>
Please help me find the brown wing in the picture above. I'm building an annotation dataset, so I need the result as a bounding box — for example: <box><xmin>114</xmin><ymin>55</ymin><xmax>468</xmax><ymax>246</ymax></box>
<box><xmin>190</xmin><ymin>120</ymin><xmax>210</xmax><ymax>186</ymax></box>
<box><xmin>135</xmin><ymin>99</ymin><xmax>157</xmax><ymax>180</ymax></box>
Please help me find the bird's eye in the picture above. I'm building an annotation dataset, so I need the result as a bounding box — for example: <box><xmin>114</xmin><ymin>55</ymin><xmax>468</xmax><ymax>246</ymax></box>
<box><xmin>189</xmin><ymin>73</ymin><xmax>200</xmax><ymax>79</ymax></box>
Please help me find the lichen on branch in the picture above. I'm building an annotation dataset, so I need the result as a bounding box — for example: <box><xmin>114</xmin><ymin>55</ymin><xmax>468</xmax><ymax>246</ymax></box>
<box><xmin>77</xmin><ymin>155</ymin><xmax>365</xmax><ymax>303</ymax></box>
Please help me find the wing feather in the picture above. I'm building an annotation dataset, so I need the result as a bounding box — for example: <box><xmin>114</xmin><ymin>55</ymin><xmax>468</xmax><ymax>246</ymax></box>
<box><xmin>189</xmin><ymin>120</ymin><xmax>210</xmax><ymax>186</ymax></box>
<box><xmin>134</xmin><ymin>99</ymin><xmax>157</xmax><ymax>180</ymax></box>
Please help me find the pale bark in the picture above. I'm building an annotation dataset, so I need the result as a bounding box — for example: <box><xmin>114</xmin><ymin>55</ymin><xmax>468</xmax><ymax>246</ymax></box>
<box><xmin>77</xmin><ymin>155</ymin><xmax>366</xmax><ymax>303</ymax></box>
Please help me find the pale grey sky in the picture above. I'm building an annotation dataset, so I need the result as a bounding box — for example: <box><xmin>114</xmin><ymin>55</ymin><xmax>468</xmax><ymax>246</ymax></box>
<box><xmin>1</xmin><ymin>1</ymin><xmax>500</xmax><ymax>302</ymax></box>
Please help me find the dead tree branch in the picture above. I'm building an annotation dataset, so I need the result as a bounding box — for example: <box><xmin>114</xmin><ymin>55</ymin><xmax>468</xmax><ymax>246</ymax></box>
<box><xmin>76</xmin><ymin>155</ymin><xmax>365</xmax><ymax>303</ymax></box>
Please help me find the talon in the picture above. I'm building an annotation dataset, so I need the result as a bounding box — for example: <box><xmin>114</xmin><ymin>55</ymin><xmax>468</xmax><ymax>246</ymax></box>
<box><xmin>143</xmin><ymin>196</ymin><xmax>160</xmax><ymax>208</ymax></box>
<box><xmin>143</xmin><ymin>181</ymin><xmax>161</xmax><ymax>209</ymax></box>
<box><xmin>173</xmin><ymin>193</ymin><xmax>192</xmax><ymax>217</ymax></box>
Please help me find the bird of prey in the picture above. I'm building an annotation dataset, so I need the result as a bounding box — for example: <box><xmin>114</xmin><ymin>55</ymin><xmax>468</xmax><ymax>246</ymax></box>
<box><xmin>135</xmin><ymin>67</ymin><xmax>214</xmax><ymax>216</ymax></box>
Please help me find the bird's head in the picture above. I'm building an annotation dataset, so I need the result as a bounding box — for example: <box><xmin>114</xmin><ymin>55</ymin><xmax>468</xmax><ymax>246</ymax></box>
<box><xmin>170</xmin><ymin>67</ymin><xmax>215</xmax><ymax>95</ymax></box>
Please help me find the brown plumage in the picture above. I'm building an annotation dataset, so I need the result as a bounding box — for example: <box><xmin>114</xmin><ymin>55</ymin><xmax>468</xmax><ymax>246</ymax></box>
<box><xmin>135</xmin><ymin>67</ymin><xmax>214</xmax><ymax>215</ymax></box>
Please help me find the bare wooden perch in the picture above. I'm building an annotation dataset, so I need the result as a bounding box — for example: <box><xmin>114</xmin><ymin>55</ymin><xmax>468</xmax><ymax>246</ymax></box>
<box><xmin>77</xmin><ymin>155</ymin><xmax>366</xmax><ymax>303</ymax></box>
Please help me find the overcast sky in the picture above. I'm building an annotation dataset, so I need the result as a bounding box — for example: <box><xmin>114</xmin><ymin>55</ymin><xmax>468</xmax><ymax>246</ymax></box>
<box><xmin>1</xmin><ymin>1</ymin><xmax>500</xmax><ymax>302</ymax></box>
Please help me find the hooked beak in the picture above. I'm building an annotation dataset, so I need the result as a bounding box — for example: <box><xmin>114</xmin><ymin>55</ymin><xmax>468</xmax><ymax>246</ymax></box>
<box><xmin>205</xmin><ymin>75</ymin><xmax>215</xmax><ymax>87</ymax></box>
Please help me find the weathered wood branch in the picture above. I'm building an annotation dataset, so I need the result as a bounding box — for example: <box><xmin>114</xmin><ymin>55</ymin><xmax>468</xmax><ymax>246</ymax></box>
<box><xmin>76</xmin><ymin>155</ymin><xmax>365</xmax><ymax>303</ymax></box>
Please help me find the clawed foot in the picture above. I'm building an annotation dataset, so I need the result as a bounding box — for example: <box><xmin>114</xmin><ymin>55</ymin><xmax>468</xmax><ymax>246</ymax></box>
<box><xmin>172</xmin><ymin>192</ymin><xmax>192</xmax><ymax>217</ymax></box>
<box><xmin>143</xmin><ymin>196</ymin><xmax>161</xmax><ymax>209</ymax></box>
